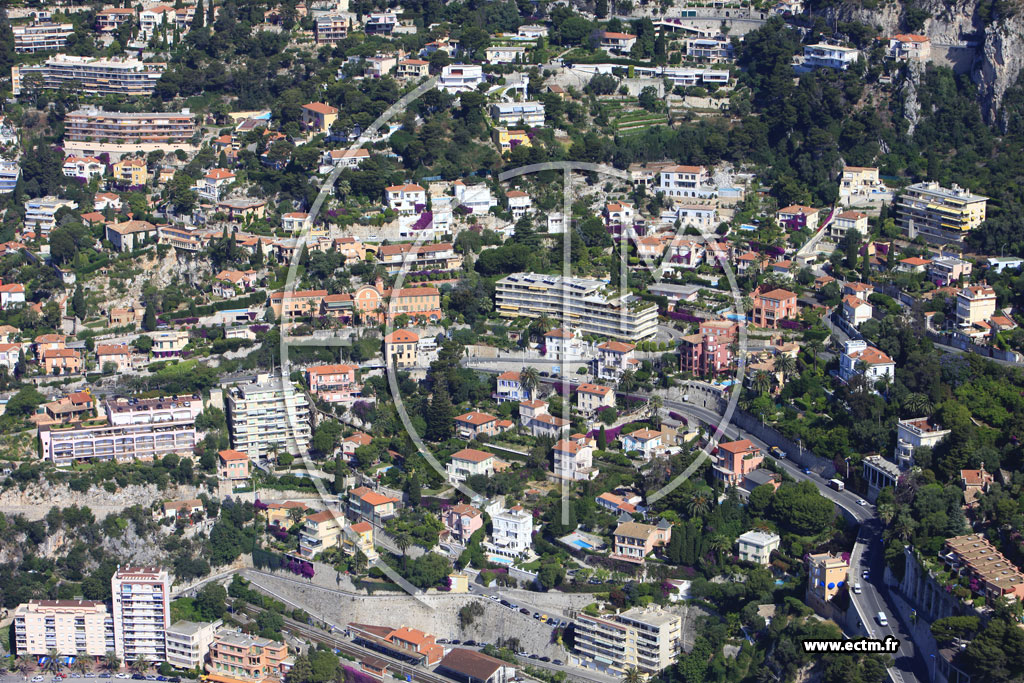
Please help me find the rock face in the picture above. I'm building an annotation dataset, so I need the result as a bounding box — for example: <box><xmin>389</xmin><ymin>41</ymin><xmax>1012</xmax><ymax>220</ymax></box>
<box><xmin>975</xmin><ymin>12</ymin><xmax>1024</xmax><ymax>130</ymax></box>
<box><xmin>821</xmin><ymin>0</ymin><xmax>1024</xmax><ymax>129</ymax></box>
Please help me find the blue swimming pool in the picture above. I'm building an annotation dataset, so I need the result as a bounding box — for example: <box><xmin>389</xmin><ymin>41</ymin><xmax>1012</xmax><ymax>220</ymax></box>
<box><xmin>572</xmin><ymin>539</ymin><xmax>594</xmax><ymax>550</ymax></box>
<box><xmin>488</xmin><ymin>555</ymin><xmax>513</xmax><ymax>565</ymax></box>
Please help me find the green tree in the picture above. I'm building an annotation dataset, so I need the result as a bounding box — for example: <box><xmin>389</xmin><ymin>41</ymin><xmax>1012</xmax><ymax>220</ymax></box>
<box><xmin>426</xmin><ymin>379</ymin><xmax>455</xmax><ymax>441</ymax></box>
<box><xmin>143</xmin><ymin>307</ymin><xmax>157</xmax><ymax>332</ymax></box>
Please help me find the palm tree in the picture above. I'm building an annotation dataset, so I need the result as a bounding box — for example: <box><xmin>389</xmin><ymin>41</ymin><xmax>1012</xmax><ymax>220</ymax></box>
<box><xmin>648</xmin><ymin>395</ymin><xmax>663</xmax><ymax>427</ymax></box>
<box><xmin>877</xmin><ymin>502</ymin><xmax>896</xmax><ymax>525</ymax></box>
<box><xmin>43</xmin><ymin>649</ymin><xmax>62</xmax><ymax>675</ymax></box>
<box><xmin>12</xmin><ymin>655</ymin><xmax>34</xmax><ymax>679</ymax></box>
<box><xmin>806</xmin><ymin>338</ymin><xmax>824</xmax><ymax>372</ymax></box>
<box><xmin>904</xmin><ymin>392</ymin><xmax>932</xmax><ymax>416</ymax></box>
<box><xmin>618</xmin><ymin>370</ymin><xmax>638</xmax><ymax>393</ymax></box>
<box><xmin>709</xmin><ymin>534</ymin><xmax>730</xmax><ymax>562</ymax></box>
<box><xmin>393</xmin><ymin>531</ymin><xmax>412</xmax><ymax>568</ymax></box>
<box><xmin>687</xmin><ymin>493</ymin><xmax>710</xmax><ymax>518</ymax></box>
<box><xmin>103</xmin><ymin>652</ymin><xmax>121</xmax><ymax>674</ymax></box>
<box><xmin>130</xmin><ymin>657</ymin><xmax>149</xmax><ymax>676</ymax></box>
<box><xmin>71</xmin><ymin>659</ymin><xmax>90</xmax><ymax>676</ymax></box>
<box><xmin>774</xmin><ymin>354</ymin><xmax>797</xmax><ymax>382</ymax></box>
<box><xmin>751</xmin><ymin>370</ymin><xmax>772</xmax><ymax>396</ymax></box>
<box><xmin>519</xmin><ymin>366</ymin><xmax>540</xmax><ymax>400</ymax></box>
<box><xmin>622</xmin><ymin>667</ymin><xmax>644</xmax><ymax>683</ymax></box>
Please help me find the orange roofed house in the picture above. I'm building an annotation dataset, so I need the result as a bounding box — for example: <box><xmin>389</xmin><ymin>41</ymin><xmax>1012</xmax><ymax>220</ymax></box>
<box><xmin>348</xmin><ymin>624</ymin><xmax>444</xmax><ymax>666</ymax></box>
<box><xmin>206</xmin><ymin>631</ymin><xmax>289</xmax><ymax>683</ymax></box>
<box><xmin>306</xmin><ymin>364</ymin><xmax>361</xmax><ymax>404</ymax></box>
<box><xmin>751</xmin><ymin>287</ymin><xmax>798</xmax><ymax>329</ymax></box>
<box><xmin>346</xmin><ymin>486</ymin><xmax>399</xmax><ymax>524</ymax></box>
<box><xmin>218</xmin><ymin>449</ymin><xmax>250</xmax><ymax>484</ymax></box>
<box><xmin>354</xmin><ymin>282</ymin><xmax>441</xmax><ymax>324</ymax></box>
<box><xmin>269</xmin><ymin>289</ymin><xmax>326</xmax><ymax>319</ymax></box>
<box><xmin>712</xmin><ymin>439</ymin><xmax>764</xmax><ymax>487</ymax></box>
<box><xmin>301</xmin><ymin>102</ymin><xmax>338</xmax><ymax>133</ymax></box>
<box><xmin>42</xmin><ymin>348</ymin><xmax>82</xmax><ymax>376</ymax></box>
<box><xmin>384</xmin><ymin>329</ymin><xmax>419</xmax><ymax>368</ymax></box>
<box><xmin>446</xmin><ymin>448</ymin><xmax>507</xmax><ymax>483</ymax></box>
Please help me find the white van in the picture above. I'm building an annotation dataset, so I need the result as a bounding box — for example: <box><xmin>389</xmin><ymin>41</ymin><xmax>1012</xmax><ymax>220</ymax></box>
<box><xmin>877</xmin><ymin>612</ymin><xmax>888</xmax><ymax>626</ymax></box>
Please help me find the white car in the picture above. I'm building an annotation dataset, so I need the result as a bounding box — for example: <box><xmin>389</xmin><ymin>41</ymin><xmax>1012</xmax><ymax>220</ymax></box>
<box><xmin>862</xmin><ymin>569</ymin><xmax>870</xmax><ymax>579</ymax></box>
<box><xmin>33</xmin><ymin>676</ymin><xmax>44</xmax><ymax>682</ymax></box>
<box><xmin>856</xmin><ymin>498</ymin><xmax>867</xmax><ymax>506</ymax></box>
<box><xmin>853</xmin><ymin>583</ymin><xmax>862</xmax><ymax>594</ymax></box>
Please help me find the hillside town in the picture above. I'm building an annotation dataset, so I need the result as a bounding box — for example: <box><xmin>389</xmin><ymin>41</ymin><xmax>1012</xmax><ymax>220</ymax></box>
<box><xmin>2</xmin><ymin>1</ymin><xmax>1024</xmax><ymax>683</ymax></box>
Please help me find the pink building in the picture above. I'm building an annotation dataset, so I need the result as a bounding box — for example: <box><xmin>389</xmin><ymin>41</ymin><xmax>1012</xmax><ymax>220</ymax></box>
<box><xmin>712</xmin><ymin>439</ymin><xmax>763</xmax><ymax>487</ymax></box>
<box><xmin>679</xmin><ymin>334</ymin><xmax>732</xmax><ymax>376</ymax></box>
<box><xmin>751</xmin><ymin>287</ymin><xmax>799</xmax><ymax>329</ymax></box>
<box><xmin>307</xmin><ymin>363</ymin><xmax>361</xmax><ymax>403</ymax></box>
<box><xmin>444</xmin><ymin>503</ymin><xmax>484</xmax><ymax>545</ymax></box>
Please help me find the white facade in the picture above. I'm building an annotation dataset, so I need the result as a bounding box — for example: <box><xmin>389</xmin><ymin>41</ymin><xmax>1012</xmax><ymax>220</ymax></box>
<box><xmin>226</xmin><ymin>374</ymin><xmax>311</xmax><ymax>460</ymax></box>
<box><xmin>489</xmin><ymin>102</ymin><xmax>545</xmax><ymax>128</ymax></box>
<box><xmin>658</xmin><ymin>165</ymin><xmax>713</xmax><ymax>199</ymax></box>
<box><xmin>453</xmin><ymin>182</ymin><xmax>497</xmax><ymax>213</ymax></box>
<box><xmin>736</xmin><ymin>530</ymin><xmax>780</xmax><ymax>565</ymax></box>
<box><xmin>801</xmin><ymin>44</ymin><xmax>860</xmax><ymax>71</ymax></box>
<box><xmin>438</xmin><ymin>64</ymin><xmax>484</xmax><ymax>93</ymax></box>
<box><xmin>166</xmin><ymin>620</ymin><xmax>221</xmax><ymax>670</ymax></box>
<box><xmin>488</xmin><ymin>506</ymin><xmax>533</xmax><ymax>556</ymax></box>
<box><xmin>839</xmin><ymin>340</ymin><xmax>895</xmax><ymax>385</ymax></box>
<box><xmin>895</xmin><ymin>417</ymin><xmax>950</xmax><ymax>468</ymax></box>
<box><xmin>111</xmin><ymin>566</ymin><xmax>170</xmax><ymax>662</ymax></box>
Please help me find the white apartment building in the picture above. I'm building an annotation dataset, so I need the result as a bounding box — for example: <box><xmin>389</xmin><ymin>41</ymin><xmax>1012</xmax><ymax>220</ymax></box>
<box><xmin>226</xmin><ymin>373</ymin><xmax>312</xmax><ymax>460</ymax></box>
<box><xmin>12</xmin><ymin>55</ymin><xmax>166</xmax><ymax>96</ymax></box>
<box><xmin>573</xmin><ymin>606</ymin><xmax>682</xmax><ymax>675</ymax></box>
<box><xmin>507</xmin><ymin>190</ymin><xmax>531</xmax><ymax>219</ymax></box>
<box><xmin>453</xmin><ymin>182</ymin><xmax>497</xmax><ymax>213</ymax></box>
<box><xmin>487</xmin><ymin>505</ymin><xmax>533</xmax><ymax>557</ymax></box>
<box><xmin>800</xmin><ymin>43</ymin><xmax>860</xmax><ymax>71</ymax></box>
<box><xmin>595</xmin><ymin>341</ymin><xmax>637</xmax><ymax>382</ymax></box>
<box><xmin>838</xmin><ymin>340</ymin><xmax>895</xmax><ymax>385</ymax></box>
<box><xmin>829</xmin><ymin>210</ymin><xmax>868</xmax><ymax>241</ymax></box>
<box><xmin>685</xmin><ymin>36</ymin><xmax>734</xmax><ymax>63</ymax></box>
<box><xmin>25</xmin><ymin>196</ymin><xmax>78</xmax><ymax>239</ymax></box>
<box><xmin>736</xmin><ymin>530</ymin><xmax>780</xmax><ymax>565</ymax></box>
<box><xmin>895</xmin><ymin>417</ymin><xmax>950</xmax><ymax>468</ymax></box>
<box><xmin>489</xmin><ymin>102</ymin><xmax>545</xmax><ymax>128</ymax></box>
<box><xmin>495</xmin><ymin>273</ymin><xmax>658</xmax><ymax>341</ymax></box>
<box><xmin>38</xmin><ymin>396</ymin><xmax>200</xmax><ymax>466</ymax></box>
<box><xmin>63</xmin><ymin>156</ymin><xmax>105</xmax><ymax>180</ymax></box>
<box><xmin>385</xmin><ymin>183</ymin><xmax>426</xmax><ymax>215</ymax></box>
<box><xmin>657</xmin><ymin>165</ymin><xmax>713</xmax><ymax>199</ymax></box>
<box><xmin>0</xmin><ymin>160</ymin><xmax>21</xmax><ymax>194</ymax></box>
<box><xmin>446</xmin><ymin>448</ymin><xmax>496</xmax><ymax>483</ymax></box>
<box><xmin>552</xmin><ymin>436</ymin><xmax>598</xmax><ymax>481</ymax></box>
<box><xmin>166</xmin><ymin>620</ymin><xmax>222</xmax><ymax>670</ymax></box>
<box><xmin>671</xmin><ymin>204</ymin><xmax>718</xmax><ymax>230</ymax></box>
<box><xmin>14</xmin><ymin>600</ymin><xmax>115</xmax><ymax>657</ymax></box>
<box><xmin>111</xmin><ymin>566</ymin><xmax>170</xmax><ymax>663</ymax></box>
<box><xmin>13</xmin><ymin>22</ymin><xmax>74</xmax><ymax>53</ymax></box>
<box><xmin>956</xmin><ymin>284</ymin><xmax>997</xmax><ymax>327</ymax></box>
<box><xmin>438</xmin><ymin>64</ymin><xmax>485</xmax><ymax>93</ymax></box>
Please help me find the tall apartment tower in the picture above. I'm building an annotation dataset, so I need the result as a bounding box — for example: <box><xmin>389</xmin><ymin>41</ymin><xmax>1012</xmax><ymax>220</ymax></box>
<box><xmin>111</xmin><ymin>566</ymin><xmax>171</xmax><ymax>663</ymax></box>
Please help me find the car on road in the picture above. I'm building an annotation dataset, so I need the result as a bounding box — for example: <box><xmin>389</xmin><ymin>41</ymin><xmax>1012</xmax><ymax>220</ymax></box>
<box><xmin>540</xmin><ymin>657</ymin><xmax>551</xmax><ymax>663</ymax></box>
<box><xmin>770</xmin><ymin>446</ymin><xmax>786</xmax><ymax>459</ymax></box>
<box><xmin>437</xmin><ymin>639</ymin><xmax>449</xmax><ymax>644</ymax></box>
<box><xmin>540</xmin><ymin>615</ymin><xmax>548</xmax><ymax>623</ymax></box>
<box><xmin>533</xmin><ymin>612</ymin><xmax>540</xmax><ymax>619</ymax></box>
<box><xmin>99</xmin><ymin>675</ymin><xmax>112</xmax><ymax>679</ymax></box>
<box><xmin>157</xmin><ymin>677</ymin><xmax>168</xmax><ymax>681</ymax></box>
<box><xmin>853</xmin><ymin>583</ymin><xmax>862</xmax><ymax>594</ymax></box>
<box><xmin>32</xmin><ymin>676</ymin><xmax>44</xmax><ymax>682</ymax></box>
<box><xmin>520</xmin><ymin>608</ymin><xmax>530</xmax><ymax>615</ymax></box>
<box><xmin>464</xmin><ymin>640</ymin><xmax>478</xmax><ymax>647</ymax></box>
<box><xmin>803</xmin><ymin>468</ymin><xmax>812</xmax><ymax>475</ymax></box>
<box><xmin>862</xmin><ymin>569</ymin><xmax>870</xmax><ymax>579</ymax></box>
<box><xmin>115</xmin><ymin>675</ymin><xmax>128</xmax><ymax>680</ymax></box>
<box><xmin>857</xmin><ymin>498</ymin><xmax>867</xmax><ymax>506</ymax></box>
<box><xmin>528</xmin><ymin>655</ymin><xmax>539</xmax><ymax>660</ymax></box>
<box><xmin>451</xmin><ymin>639</ymin><xmax>461</xmax><ymax>645</ymax></box>
<box><xmin>500</xmin><ymin>600</ymin><xmax>511</xmax><ymax>607</ymax></box>
<box><xmin>553</xmin><ymin>660</ymin><xmax>563</xmax><ymax>666</ymax></box>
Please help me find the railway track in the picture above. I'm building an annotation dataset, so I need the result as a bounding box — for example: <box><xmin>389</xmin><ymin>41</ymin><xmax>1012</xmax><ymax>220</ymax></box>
<box><xmin>237</xmin><ymin>606</ymin><xmax>454</xmax><ymax>683</ymax></box>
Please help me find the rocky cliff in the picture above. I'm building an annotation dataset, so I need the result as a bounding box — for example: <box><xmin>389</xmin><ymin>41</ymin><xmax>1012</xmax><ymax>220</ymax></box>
<box><xmin>821</xmin><ymin>0</ymin><xmax>1024</xmax><ymax>129</ymax></box>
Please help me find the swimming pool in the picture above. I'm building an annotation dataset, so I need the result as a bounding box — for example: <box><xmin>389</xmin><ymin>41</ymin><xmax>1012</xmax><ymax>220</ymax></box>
<box><xmin>488</xmin><ymin>555</ymin><xmax>514</xmax><ymax>565</ymax></box>
<box><xmin>571</xmin><ymin>539</ymin><xmax>594</xmax><ymax>550</ymax></box>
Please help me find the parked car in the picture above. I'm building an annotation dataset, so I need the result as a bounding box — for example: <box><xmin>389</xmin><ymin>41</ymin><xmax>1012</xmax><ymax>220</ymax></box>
<box><xmin>520</xmin><ymin>608</ymin><xmax>530</xmax><ymax>615</ymax></box>
<box><xmin>437</xmin><ymin>639</ymin><xmax>449</xmax><ymax>644</ymax></box>
<box><xmin>464</xmin><ymin>640</ymin><xmax>478</xmax><ymax>647</ymax></box>
<box><xmin>540</xmin><ymin>657</ymin><xmax>551</xmax><ymax>663</ymax></box>
<box><xmin>553</xmin><ymin>660</ymin><xmax>564</xmax><ymax>666</ymax></box>
<box><xmin>533</xmin><ymin>612</ymin><xmax>540</xmax><ymax>619</ymax></box>
<box><xmin>853</xmin><ymin>583</ymin><xmax>862</xmax><ymax>594</ymax></box>
<box><xmin>528</xmin><ymin>655</ymin><xmax>539</xmax><ymax>660</ymax></box>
